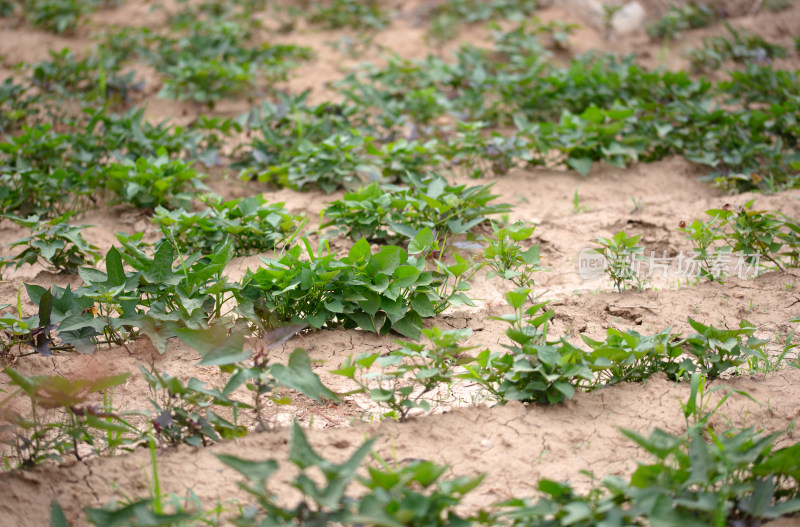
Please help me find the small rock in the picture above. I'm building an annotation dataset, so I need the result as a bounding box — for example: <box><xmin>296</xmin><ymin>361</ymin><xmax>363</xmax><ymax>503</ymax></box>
<box><xmin>480</xmin><ymin>439</ymin><xmax>494</xmax><ymax>449</ymax></box>
<box><xmin>611</xmin><ymin>2</ymin><xmax>646</xmax><ymax>36</ymax></box>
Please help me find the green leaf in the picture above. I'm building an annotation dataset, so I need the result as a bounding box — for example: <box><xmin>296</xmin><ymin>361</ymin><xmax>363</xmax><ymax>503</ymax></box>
<box><xmin>348</xmin><ymin>238</ymin><xmax>371</xmax><ymax>264</ymax></box>
<box><xmin>553</xmin><ymin>382</ymin><xmax>575</xmax><ymax>399</ymax></box>
<box><xmin>580</xmin><ymin>105</ymin><xmax>604</xmax><ymax>124</ymax></box>
<box><xmin>408</xmin><ymin>227</ymin><xmax>434</xmax><ymax>255</ymax></box>
<box><xmin>105</xmin><ymin>247</ymin><xmax>126</xmax><ymax>287</ymax></box>
<box><xmin>410</xmin><ymin>294</ymin><xmax>435</xmax><ymax>318</ymax></box>
<box><xmin>215</xmin><ymin>454</ymin><xmax>278</xmax><ymax>484</ymax></box>
<box><xmin>85</xmin><ymin>414</ymin><xmax>131</xmax><ymax>434</ymax></box>
<box><xmin>271</xmin><ymin>348</ymin><xmax>339</xmax><ymax>403</ymax></box>
<box><xmin>357</xmin><ymin>290</ymin><xmax>381</xmax><ymax>316</ymax></box>
<box><xmin>87</xmin><ymin>372</ymin><xmax>131</xmax><ymax>393</ymax></box>
<box><xmin>505</xmin><ymin>288</ymin><xmax>530</xmax><ymax>310</ymax></box>
<box><xmin>348</xmin><ymin>311</ymin><xmax>377</xmax><ymax>333</ymax></box>
<box><xmin>389</xmin><ymin>222</ymin><xmax>419</xmax><ymax>239</ymax></box>
<box><xmin>176</xmin><ymin>325</ymin><xmax>249</xmax><ymax>366</ymax></box>
<box><xmin>50</xmin><ymin>501</ymin><xmax>68</xmax><ymax>527</ymax></box>
<box><xmin>368</xmin><ymin>246</ymin><xmax>406</xmax><ymax>275</ymax></box>
<box><xmin>393</xmin><ymin>310</ymin><xmax>422</xmax><ymax>339</ymax></box>
<box><xmin>85</xmin><ymin>500</ymin><xmax>192</xmax><ymax>527</ymax></box>
<box><xmin>136</xmin><ymin>316</ymin><xmax>178</xmax><ymax>355</ymax></box>
<box><xmin>738</xmin><ymin>478</ymin><xmax>777</xmax><ymax>518</ymax></box>
<box><xmin>143</xmin><ymin>243</ymin><xmax>182</xmax><ymax>286</ymax></box>
<box><xmin>561</xmin><ymin>501</ymin><xmax>592</xmax><ymax>524</ymax></box>
<box><xmin>288</xmin><ymin>420</ymin><xmax>325</xmax><ymax>470</ymax></box>
<box><xmin>380</xmin><ymin>296</ymin><xmax>407</xmax><ymax>323</ymax></box>
<box><xmin>393</xmin><ymin>265</ymin><xmax>421</xmax><ymax>288</ymax></box>
<box><xmin>38</xmin><ymin>289</ymin><xmax>53</xmax><ymax>329</ymax></box>
<box><xmin>568</xmin><ymin>157</ymin><xmax>593</xmax><ymax>177</ymax></box>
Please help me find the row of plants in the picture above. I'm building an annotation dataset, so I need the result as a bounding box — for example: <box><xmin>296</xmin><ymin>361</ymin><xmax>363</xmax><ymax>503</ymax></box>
<box><xmin>592</xmin><ymin>201</ymin><xmax>800</xmax><ymax>292</ymax></box>
<box><xmin>188</xmin><ymin>415</ymin><xmax>800</xmax><ymax>525</ymax></box>
<box><xmin>0</xmin><ymin>167</ymin><xmax>513</xmax><ymax>282</ymax></box>
<box><xmin>220</xmin><ymin>22</ymin><xmax>799</xmax><ymax>192</ymax></box>
<box><xmin>647</xmin><ymin>0</ymin><xmax>793</xmax><ymax>42</ymax></box>
<box><xmin>321</xmin><ymin>173</ymin><xmax>511</xmax><ymax>244</ymax></box>
<box><xmin>3</xmin><ymin>273</ymin><xmax>795</xmax><ymax>470</ymax></box>
<box><xmin>0</xmin><ymin>342</ymin><xmax>334</xmax><ymax>468</ymax></box>
<box><xmin>44</xmin><ymin>374</ymin><xmax>800</xmax><ymax>526</ymax></box>
<box><xmin>111</xmin><ymin>7</ymin><xmax>314</xmax><ymax>106</ymax></box>
<box><xmin>0</xmin><ymin>223</ymin><xmax>483</xmax><ymax>366</ymax></box>
<box><xmin>0</xmin><ymin>109</ymin><xmax>225</xmax><ymax>219</ymax></box>
<box><xmin>1</xmin><ymin>0</ymin><xmax>312</xmax><ymax>105</ymax></box>
<box><xmin>3</xmin><ymin>215</ymin><xmax>795</xmax><ymax>464</ymax></box>
<box><xmin>318</xmin><ymin>24</ymin><xmax>800</xmax><ymax>191</ymax></box>
<box><xmin>8</xmin><ymin>191</ymin><xmax>797</xmax><ymax>299</ymax></box>
<box><xmin>0</xmin><ymin>0</ymin><xmax>119</xmax><ymax>34</ymax></box>
<box><xmin>0</xmin><ymin>0</ymin><xmax>540</xmax><ymax>38</ymax></box>
<box><xmin>3</xmin><ymin>20</ymin><xmax>799</xmax><ymax>203</ymax></box>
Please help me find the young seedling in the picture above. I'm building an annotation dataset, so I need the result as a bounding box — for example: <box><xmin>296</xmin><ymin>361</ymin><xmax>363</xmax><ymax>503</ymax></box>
<box><xmin>483</xmin><ymin>221</ymin><xmax>548</xmax><ymax>299</ymax></box>
<box><xmin>679</xmin><ymin>371</ymin><xmax>755</xmax><ymax>431</ymax></box>
<box><xmin>572</xmin><ymin>187</ymin><xmax>590</xmax><ymax>214</ymax></box>
<box><xmin>678</xmin><ymin>217</ymin><xmax>727</xmax><ymax>281</ymax></box>
<box><xmin>592</xmin><ymin>230</ymin><xmax>647</xmax><ymax>292</ymax></box>
<box><xmin>646</xmin><ymin>2</ymin><xmax>717</xmax><ymax>41</ymax></box>
<box><xmin>140</xmin><ymin>365</ymin><xmax>248</xmax><ymax>447</ymax></box>
<box><xmin>1</xmin><ymin>368</ymin><xmax>134</xmax><ymax>468</ymax></box>
<box><xmin>709</xmin><ymin>201</ymin><xmax>786</xmax><ymax>272</ymax></box>
<box><xmin>684</xmin><ymin>317</ymin><xmax>768</xmax><ymax>378</ymax></box>
<box><xmin>332</xmin><ymin>327</ymin><xmax>474</xmax><ymax>421</ymax></box>
<box><xmin>308</xmin><ymin>0</ymin><xmax>390</xmax><ymax>30</ymax></box>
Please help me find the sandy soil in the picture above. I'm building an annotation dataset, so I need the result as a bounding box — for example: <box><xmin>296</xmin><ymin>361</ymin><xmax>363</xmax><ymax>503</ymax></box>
<box><xmin>1</xmin><ymin>0</ymin><xmax>800</xmax><ymax>525</ymax></box>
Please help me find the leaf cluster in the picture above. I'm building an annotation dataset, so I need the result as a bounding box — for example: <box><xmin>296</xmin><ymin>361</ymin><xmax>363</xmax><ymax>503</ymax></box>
<box><xmin>239</xmin><ymin>230</ymin><xmax>477</xmax><ymax>339</ymax></box>
<box><xmin>425</xmin><ymin>0</ymin><xmax>540</xmax><ymax>44</ymax></box>
<box><xmin>493</xmin><ymin>424</ymin><xmax>800</xmax><ymax>526</ymax></box>
<box><xmin>19</xmin><ymin>0</ymin><xmax>102</xmax><ymax>34</ymax></box>
<box><xmin>592</xmin><ymin>230</ymin><xmax>646</xmax><ymax>293</ymax></box>
<box><xmin>152</xmin><ymin>194</ymin><xmax>304</xmax><ymax>256</ymax></box>
<box><xmin>307</xmin><ymin>0</ymin><xmax>390</xmax><ymax>31</ymax></box>
<box><xmin>646</xmin><ymin>2</ymin><xmax>718</xmax><ymax>41</ymax></box>
<box><xmin>0</xmin><ymin>107</ymin><xmax>221</xmax><ymax>219</ymax></box>
<box><xmin>682</xmin><ymin>200</ymin><xmax>800</xmax><ymax>279</ymax></box>
<box><xmin>1</xmin><ymin>367</ymin><xmax>134</xmax><ymax>468</ymax></box>
<box><xmin>105</xmin><ymin>148</ymin><xmax>207</xmax><ymax>210</ymax></box>
<box><xmin>218</xmin><ymin>421</ymin><xmax>480</xmax><ymax>526</ymax></box>
<box><xmin>688</xmin><ymin>23</ymin><xmax>788</xmax><ymax>73</ymax></box>
<box><xmin>141</xmin><ymin>365</ymin><xmax>248</xmax><ymax>447</ymax></box>
<box><xmin>1</xmin><ymin>325</ymin><xmax>339</xmax><ymax>468</ymax></box>
<box><xmin>2</xmin><ymin>213</ymin><xmax>100</xmax><ymax>274</ymax></box>
<box><xmin>330</xmin><ymin>27</ymin><xmax>800</xmax><ymax>190</ymax></box>
<box><xmin>322</xmin><ymin>174</ymin><xmax>510</xmax><ymax>244</ymax></box>
<box><xmin>149</xmin><ymin>17</ymin><xmax>313</xmax><ymax>105</ymax></box>
<box><xmin>460</xmin><ymin>290</ymin><xmax>774</xmax><ymax>406</ymax></box>
<box><xmin>332</xmin><ymin>327</ymin><xmax>475</xmax><ymax>421</ymax></box>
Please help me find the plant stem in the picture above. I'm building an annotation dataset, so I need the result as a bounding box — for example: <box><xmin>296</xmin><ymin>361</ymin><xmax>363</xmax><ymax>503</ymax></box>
<box><xmin>148</xmin><ymin>429</ymin><xmax>163</xmax><ymax>514</ymax></box>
